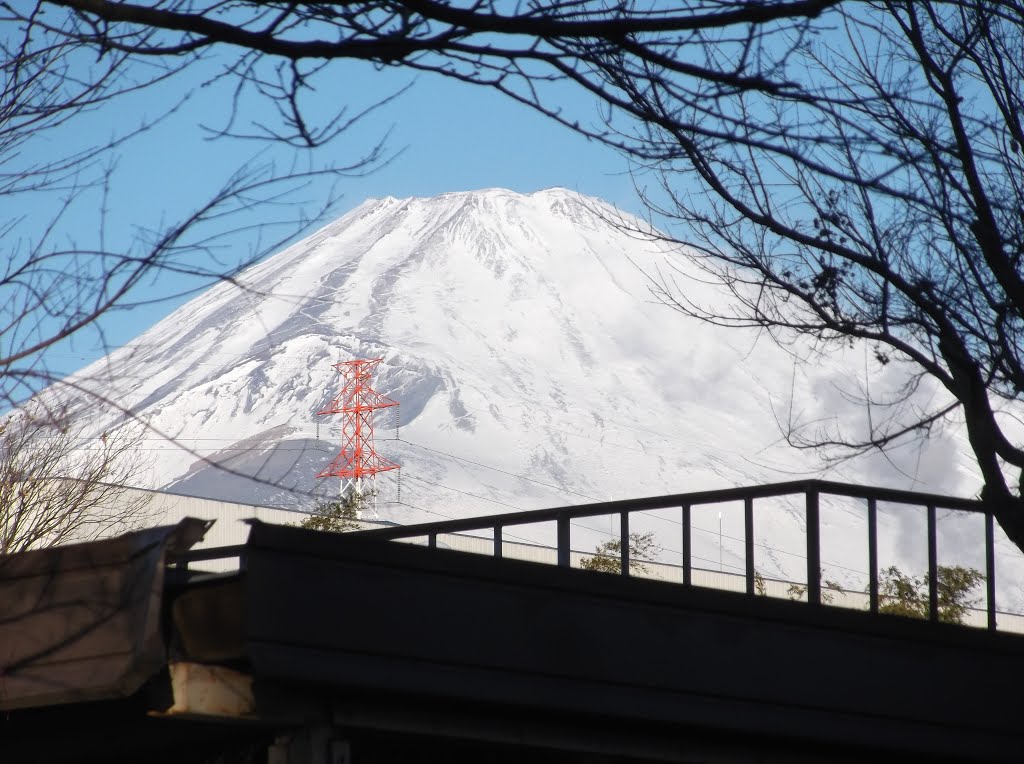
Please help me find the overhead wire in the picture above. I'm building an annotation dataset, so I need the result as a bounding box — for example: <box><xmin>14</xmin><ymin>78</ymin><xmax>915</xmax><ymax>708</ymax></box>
<box><xmin>385</xmin><ymin>463</ymin><xmax>746</xmax><ymax>570</ymax></box>
<box><xmin>381</xmin><ymin>500</ymin><xmax>555</xmax><ymax>549</ymax></box>
<box><xmin>387</xmin><ymin>437</ymin><xmax>823</xmax><ymax>575</ymax></box>
<box><xmin>58</xmin><ymin>349</ymin><xmax>721</xmax><ymax>458</ymax></box>
<box><xmin>382</xmin><ymin>500</ymin><xmax>742</xmax><ymax>573</ymax></box>
<box><xmin>49</xmin><ymin>425</ymin><xmax>880</xmax><ymax>579</ymax></box>
<box><xmin>396</xmin><ymin>437</ymin><xmax>604</xmax><ymax>503</ymax></box>
<box><xmin>391</xmin><ymin>436</ymin><xmax>871</xmax><ymax>579</ymax></box>
<box><xmin>46</xmin><ymin>350</ymin><xmax>922</xmax><ymax>581</ymax></box>
<box><xmin>399</xmin><ymin>472</ymin><xmax>524</xmax><ymax>511</ymax></box>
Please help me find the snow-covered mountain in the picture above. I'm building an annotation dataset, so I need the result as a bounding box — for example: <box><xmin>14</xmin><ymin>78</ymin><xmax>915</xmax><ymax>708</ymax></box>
<box><xmin>69</xmin><ymin>187</ymin><xmax>997</xmax><ymax>588</ymax></box>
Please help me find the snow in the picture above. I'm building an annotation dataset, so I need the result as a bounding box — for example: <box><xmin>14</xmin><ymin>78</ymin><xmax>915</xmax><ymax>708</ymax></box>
<box><xmin>62</xmin><ymin>187</ymin><xmax>1024</xmax><ymax>604</ymax></box>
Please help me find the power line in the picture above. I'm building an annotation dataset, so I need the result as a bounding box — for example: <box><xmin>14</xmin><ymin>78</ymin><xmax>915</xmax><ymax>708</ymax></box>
<box><xmin>398</xmin><ymin>438</ymin><xmax>605</xmax><ymax>503</ymax></box>
<box><xmin>32</xmin><ymin>370</ymin><xmax>941</xmax><ymax>583</ymax></box>
<box><xmin>628</xmin><ymin>506</ymin><xmax>872</xmax><ymax>579</ymax></box>
<box><xmin>390</xmin><ymin>440</ymin><xmax>809</xmax><ymax>574</ymax></box>
<box><xmin>400</xmin><ymin>473</ymin><xmax>524</xmax><ymax>511</ymax></box>
<box><xmin>385</xmin><ymin>500</ymin><xmax>741</xmax><ymax>572</ymax></box>
<box><xmin>394</xmin><ymin>469</ymin><xmax>836</xmax><ymax>577</ymax></box>
<box><xmin>392</xmin><ymin>475</ymin><xmax>711</xmax><ymax>565</ymax></box>
<box><xmin>384</xmin><ymin>500</ymin><xmax>541</xmax><ymax>548</ymax></box>
<box><xmin>62</xmin><ymin>347</ymin><xmax>701</xmax><ymax>448</ymax></box>
<box><xmin>46</xmin><ymin>432</ymin><xmax>886</xmax><ymax>579</ymax></box>
<box><xmin>60</xmin><ymin>352</ymin><xmax>717</xmax><ymax>460</ymax></box>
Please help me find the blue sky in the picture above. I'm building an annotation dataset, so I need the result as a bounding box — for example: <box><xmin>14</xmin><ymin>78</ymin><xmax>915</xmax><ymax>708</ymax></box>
<box><xmin>26</xmin><ymin>53</ymin><xmax>654</xmax><ymax>379</ymax></box>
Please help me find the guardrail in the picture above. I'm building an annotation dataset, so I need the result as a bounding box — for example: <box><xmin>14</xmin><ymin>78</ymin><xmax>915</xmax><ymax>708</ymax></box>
<box><xmin>346</xmin><ymin>479</ymin><xmax>1000</xmax><ymax>629</ymax></box>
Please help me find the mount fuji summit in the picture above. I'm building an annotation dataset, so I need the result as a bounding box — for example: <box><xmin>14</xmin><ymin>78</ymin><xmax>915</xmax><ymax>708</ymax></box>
<box><xmin>69</xmin><ymin>187</ymin><xmax>985</xmax><ymax>584</ymax></box>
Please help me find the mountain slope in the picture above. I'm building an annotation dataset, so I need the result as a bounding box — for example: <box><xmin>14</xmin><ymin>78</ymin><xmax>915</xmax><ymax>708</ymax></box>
<box><xmin>69</xmin><ymin>188</ymin><xmax>992</xmax><ymax>587</ymax></box>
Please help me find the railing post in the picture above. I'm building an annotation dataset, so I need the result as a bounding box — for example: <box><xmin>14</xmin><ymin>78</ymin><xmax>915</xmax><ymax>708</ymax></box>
<box><xmin>557</xmin><ymin>513</ymin><xmax>570</xmax><ymax>568</ymax></box>
<box><xmin>986</xmin><ymin>511</ymin><xmax>997</xmax><ymax>630</ymax></box>
<box><xmin>682</xmin><ymin>504</ymin><xmax>692</xmax><ymax>586</ymax></box>
<box><xmin>494</xmin><ymin>526</ymin><xmax>503</xmax><ymax>560</ymax></box>
<box><xmin>745</xmin><ymin>497</ymin><xmax>755</xmax><ymax>595</ymax></box>
<box><xmin>927</xmin><ymin>504</ymin><xmax>938</xmax><ymax>623</ymax></box>
<box><xmin>620</xmin><ymin>511</ymin><xmax>630</xmax><ymax>577</ymax></box>
<box><xmin>806</xmin><ymin>489</ymin><xmax>821</xmax><ymax>605</ymax></box>
<box><xmin>428</xmin><ymin>532</ymin><xmax>437</xmax><ymax>549</ymax></box>
<box><xmin>868</xmin><ymin>498</ymin><xmax>878</xmax><ymax>614</ymax></box>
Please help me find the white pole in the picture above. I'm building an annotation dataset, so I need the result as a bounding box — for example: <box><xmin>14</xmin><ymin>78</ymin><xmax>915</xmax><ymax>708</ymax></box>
<box><xmin>718</xmin><ymin>512</ymin><xmax>723</xmax><ymax>572</ymax></box>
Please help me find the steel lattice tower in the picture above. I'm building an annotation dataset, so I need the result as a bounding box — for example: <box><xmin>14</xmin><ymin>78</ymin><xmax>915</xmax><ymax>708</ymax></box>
<box><xmin>317</xmin><ymin>358</ymin><xmax>399</xmax><ymax>497</ymax></box>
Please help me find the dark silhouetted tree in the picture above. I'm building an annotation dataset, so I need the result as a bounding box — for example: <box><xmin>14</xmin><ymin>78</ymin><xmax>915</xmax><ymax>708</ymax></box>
<box><xmin>878</xmin><ymin>564</ymin><xmax>985</xmax><ymax>624</ymax></box>
<box><xmin>299</xmin><ymin>490</ymin><xmax>369</xmax><ymax>533</ymax></box>
<box><xmin>580</xmin><ymin>530</ymin><xmax>661</xmax><ymax>575</ymax></box>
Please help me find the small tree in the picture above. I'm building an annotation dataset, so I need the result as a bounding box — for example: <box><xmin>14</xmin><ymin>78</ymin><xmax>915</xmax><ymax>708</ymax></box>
<box><xmin>878</xmin><ymin>565</ymin><xmax>985</xmax><ymax>625</ymax></box>
<box><xmin>786</xmin><ymin>570</ymin><xmax>843</xmax><ymax>604</ymax></box>
<box><xmin>580</xmin><ymin>530</ymin><xmax>661</xmax><ymax>575</ymax></box>
<box><xmin>754</xmin><ymin>569</ymin><xmax>768</xmax><ymax>596</ymax></box>
<box><xmin>299</xmin><ymin>490</ymin><xmax>370</xmax><ymax>533</ymax></box>
<box><xmin>0</xmin><ymin>405</ymin><xmax>151</xmax><ymax>555</ymax></box>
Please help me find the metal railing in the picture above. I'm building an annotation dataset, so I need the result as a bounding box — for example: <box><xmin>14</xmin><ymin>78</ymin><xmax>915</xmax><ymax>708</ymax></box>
<box><xmin>347</xmin><ymin>479</ymin><xmax>1001</xmax><ymax>629</ymax></box>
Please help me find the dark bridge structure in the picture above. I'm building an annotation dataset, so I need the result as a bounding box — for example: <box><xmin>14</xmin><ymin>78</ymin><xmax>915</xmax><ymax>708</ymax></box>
<box><xmin>2</xmin><ymin>480</ymin><xmax>1022</xmax><ymax>763</ymax></box>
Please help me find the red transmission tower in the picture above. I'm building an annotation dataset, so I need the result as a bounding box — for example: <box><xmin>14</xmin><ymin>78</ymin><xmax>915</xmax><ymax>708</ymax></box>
<box><xmin>317</xmin><ymin>358</ymin><xmax>399</xmax><ymax>495</ymax></box>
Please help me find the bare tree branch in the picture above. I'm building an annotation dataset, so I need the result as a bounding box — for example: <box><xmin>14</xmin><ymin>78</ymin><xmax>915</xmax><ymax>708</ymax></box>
<box><xmin>0</xmin><ymin>400</ymin><xmax>152</xmax><ymax>554</ymax></box>
<box><xmin>7</xmin><ymin>1</ymin><xmax>1024</xmax><ymax>553</ymax></box>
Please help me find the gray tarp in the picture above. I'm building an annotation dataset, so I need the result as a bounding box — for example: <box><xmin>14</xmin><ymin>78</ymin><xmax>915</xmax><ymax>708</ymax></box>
<box><xmin>0</xmin><ymin>518</ymin><xmax>209</xmax><ymax>710</ymax></box>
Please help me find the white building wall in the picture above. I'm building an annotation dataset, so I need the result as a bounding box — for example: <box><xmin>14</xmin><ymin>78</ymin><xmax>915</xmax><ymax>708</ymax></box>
<box><xmin>127</xmin><ymin>486</ymin><xmax>312</xmax><ymax>548</ymax></box>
